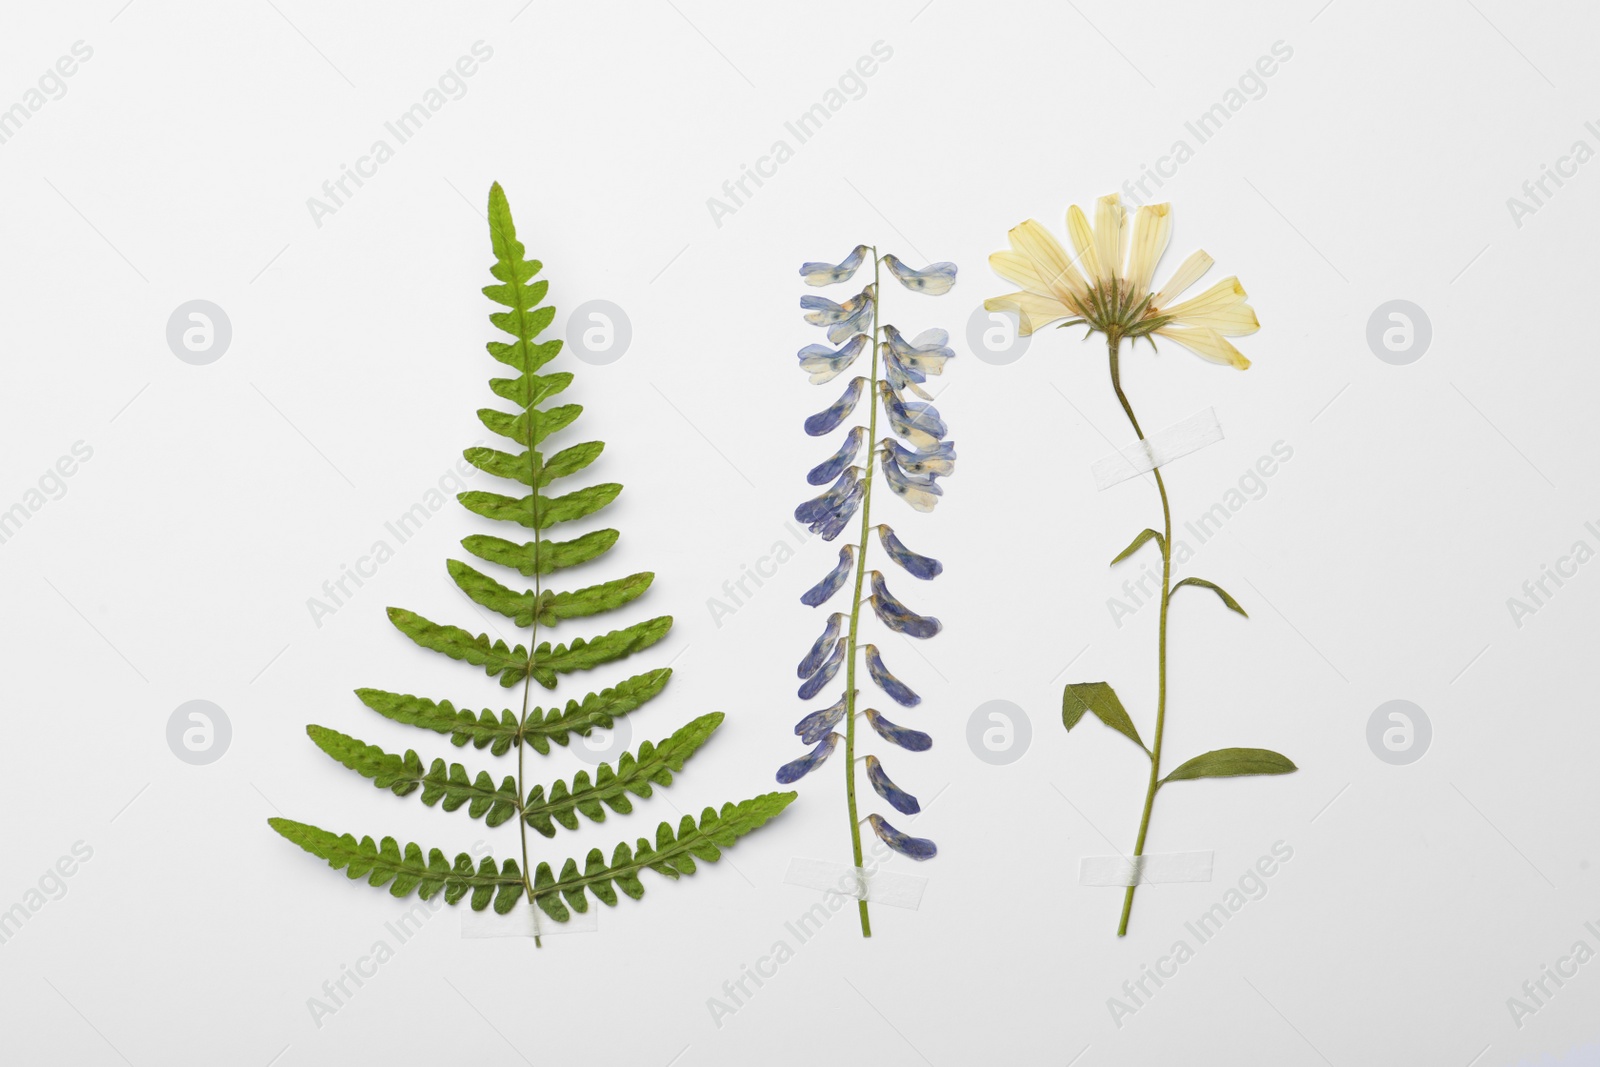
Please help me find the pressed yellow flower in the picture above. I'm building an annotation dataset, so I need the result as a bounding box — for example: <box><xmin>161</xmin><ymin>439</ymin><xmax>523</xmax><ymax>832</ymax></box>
<box><xmin>985</xmin><ymin>193</ymin><xmax>1259</xmax><ymax>369</ymax></box>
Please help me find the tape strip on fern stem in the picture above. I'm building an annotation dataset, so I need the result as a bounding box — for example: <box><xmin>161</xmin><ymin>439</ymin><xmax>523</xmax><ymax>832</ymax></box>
<box><xmin>1091</xmin><ymin>408</ymin><xmax>1223</xmax><ymax>490</ymax></box>
<box><xmin>461</xmin><ymin>904</ymin><xmax>599</xmax><ymax>938</ymax></box>
<box><xmin>1078</xmin><ymin>850</ymin><xmax>1215</xmax><ymax>887</ymax></box>
<box><xmin>782</xmin><ymin>857</ymin><xmax>927</xmax><ymax>909</ymax></box>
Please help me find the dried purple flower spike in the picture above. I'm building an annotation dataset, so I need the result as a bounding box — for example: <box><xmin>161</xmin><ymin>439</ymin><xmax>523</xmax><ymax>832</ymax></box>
<box><xmin>778</xmin><ymin>243</ymin><xmax>958</xmax><ymax>936</ymax></box>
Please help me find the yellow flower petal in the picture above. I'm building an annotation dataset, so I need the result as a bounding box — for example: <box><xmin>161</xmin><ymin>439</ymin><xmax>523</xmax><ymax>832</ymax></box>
<box><xmin>988</xmin><ymin>249</ymin><xmax>1048</xmax><ymax>295</ymax></box>
<box><xmin>1125</xmin><ymin>204</ymin><xmax>1171</xmax><ymax>299</ymax></box>
<box><xmin>1176</xmin><ymin>304</ymin><xmax>1259</xmax><ymax>336</ymax></box>
<box><xmin>1066</xmin><ymin>205</ymin><xmax>1104</xmax><ymax>286</ymax></box>
<box><xmin>1094</xmin><ymin>193</ymin><xmax>1126</xmax><ymax>282</ymax></box>
<box><xmin>1162</xmin><ymin>276</ymin><xmax>1246</xmax><ymax>319</ymax></box>
<box><xmin>984</xmin><ymin>292</ymin><xmax>1073</xmax><ymax>336</ymax></box>
<box><xmin>1154</xmin><ymin>325</ymin><xmax>1251</xmax><ymax>369</ymax></box>
<box><xmin>1150</xmin><ymin>249</ymin><xmax>1213</xmax><ymax>310</ymax></box>
<box><xmin>1007</xmin><ymin>221</ymin><xmax>1088</xmax><ymax>307</ymax></box>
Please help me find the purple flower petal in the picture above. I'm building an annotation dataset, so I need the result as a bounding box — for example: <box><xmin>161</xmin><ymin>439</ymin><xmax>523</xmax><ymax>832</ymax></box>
<box><xmin>798</xmin><ymin>637</ymin><xmax>846</xmax><ymax>700</ymax></box>
<box><xmin>877</xmin><ymin>525</ymin><xmax>942</xmax><ymax>580</ymax></box>
<box><xmin>801</xmin><ymin>546</ymin><xmax>854</xmax><ymax>607</ymax></box>
<box><xmin>865</xmin><ymin>707</ymin><xmax>932</xmax><ymax>751</ymax></box>
<box><xmin>795</xmin><ymin>468</ymin><xmax>859</xmax><ymax>526</ymax></box>
<box><xmin>808</xmin><ymin>426</ymin><xmax>866</xmax><ymax>486</ymax></box>
<box><xmin>797</xmin><ymin>334</ymin><xmax>868</xmax><ymax>385</ymax></box>
<box><xmin>879</xmin><ymin>447</ymin><xmax>943</xmax><ymax>514</ymax></box>
<box><xmin>800</xmin><ymin>244</ymin><xmax>868</xmax><ymax>286</ymax></box>
<box><xmin>864</xmin><ymin>644</ymin><xmax>920</xmax><ymax>707</ymax></box>
<box><xmin>868</xmin><ymin>813</ymin><xmax>937</xmax><ymax>860</ymax></box>
<box><xmin>865</xmin><ymin>755</ymin><xmax>921</xmax><ymax>815</ymax></box>
<box><xmin>798</xmin><ymin>613</ymin><xmax>846</xmax><ymax>678</ymax></box>
<box><xmin>776</xmin><ymin>732</ymin><xmax>840</xmax><ymax>784</ymax></box>
<box><xmin>881</xmin><ymin>437</ymin><xmax>956</xmax><ymax>478</ymax></box>
<box><xmin>883</xmin><ymin>254</ymin><xmax>957</xmax><ymax>296</ymax></box>
<box><xmin>877</xmin><ymin>381</ymin><xmax>947</xmax><ymax>449</ymax></box>
<box><xmin>800</xmin><ymin>286</ymin><xmax>875</xmax><ymax>343</ymax></box>
<box><xmin>868</xmin><ymin>571</ymin><xmax>942</xmax><ymax>639</ymax></box>
<box><xmin>805</xmin><ymin>377</ymin><xmax>866</xmax><ymax>437</ymax></box>
<box><xmin>795</xmin><ymin>691</ymin><xmax>852</xmax><ymax>744</ymax></box>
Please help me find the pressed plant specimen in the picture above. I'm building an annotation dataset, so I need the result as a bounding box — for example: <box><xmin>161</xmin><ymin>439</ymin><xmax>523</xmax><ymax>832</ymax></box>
<box><xmin>269</xmin><ymin>184</ymin><xmax>794</xmax><ymax>932</ymax></box>
<box><xmin>985</xmin><ymin>194</ymin><xmax>1297</xmax><ymax>936</ymax></box>
<box><xmin>777</xmin><ymin>243</ymin><xmax>958</xmax><ymax>937</ymax></box>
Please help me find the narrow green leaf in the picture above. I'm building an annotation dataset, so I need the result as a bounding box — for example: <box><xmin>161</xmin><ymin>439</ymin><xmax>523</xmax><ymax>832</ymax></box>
<box><xmin>456</xmin><ymin>483</ymin><xmax>621</xmax><ymax>529</ymax></box>
<box><xmin>524</xmin><ymin>791</ymin><xmax>797</xmax><ymax>916</ymax></box>
<box><xmin>523</xmin><ymin>668</ymin><xmax>673</xmax><ymax>755</ymax></box>
<box><xmin>267</xmin><ymin>817</ymin><xmax>522</xmax><ymax>908</ymax></box>
<box><xmin>461</xmin><ymin>446</ymin><xmax>539</xmax><ymax>487</ymax></box>
<box><xmin>306</xmin><ymin>726</ymin><xmax>522</xmax><ymax>826</ymax></box>
<box><xmin>481</xmin><ymin>277</ymin><xmax>546</xmax><ymax>310</ymax></box>
<box><xmin>536</xmin><ymin>572</ymin><xmax>653</xmax><ymax>626</ymax></box>
<box><xmin>353</xmin><ymin>689</ymin><xmax>519</xmax><ymax>754</ymax></box>
<box><xmin>537</xmin><ymin>483</ymin><xmax>622</xmax><ymax>528</ymax></box>
<box><xmin>352</xmin><ymin>671</ymin><xmax>672</xmax><ymax>757</ymax></box>
<box><xmin>268</xmin><ymin>790</ymin><xmax>796</xmax><ymax>915</ymax></box>
<box><xmin>447</xmin><ymin>559</ymin><xmax>535</xmax><ymax>625</ymax></box>
<box><xmin>541</xmin><ymin>441</ymin><xmax>604</xmax><ymax>486</ymax></box>
<box><xmin>460</xmin><ymin>528</ymin><xmax>618</xmax><ymax>577</ymax></box>
<box><xmin>522</xmin><ymin>713</ymin><xmax>723</xmax><ymax>836</ymax></box>
<box><xmin>532</xmin><ymin>615</ymin><xmax>673</xmax><ymax>688</ymax></box>
<box><xmin>1172</xmin><ymin>577</ymin><xmax>1248</xmax><ymax>617</ymax></box>
<box><xmin>386</xmin><ymin>607</ymin><xmax>529</xmax><ymax>688</ymax></box>
<box><xmin>475</xmin><ymin>403</ymin><xmax>581</xmax><ymax>449</ymax></box>
<box><xmin>1063</xmin><ymin>681</ymin><xmax>1148</xmax><ymax>753</ymax></box>
<box><xmin>489</xmin><ymin>370</ymin><xmax>572</xmax><ymax>409</ymax></box>
<box><xmin>1111</xmin><ymin>528</ymin><xmax>1164</xmax><ymax>566</ymax></box>
<box><xmin>486</xmin><ymin>336</ymin><xmax>561</xmax><ymax>374</ymax></box>
<box><xmin>1160</xmin><ymin>747</ymin><xmax>1298</xmax><ymax>785</ymax></box>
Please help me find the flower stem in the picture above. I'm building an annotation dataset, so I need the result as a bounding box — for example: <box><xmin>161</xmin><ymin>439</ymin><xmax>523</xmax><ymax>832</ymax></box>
<box><xmin>840</xmin><ymin>247</ymin><xmax>881</xmax><ymax>938</ymax></box>
<box><xmin>1107</xmin><ymin>333</ymin><xmax>1172</xmax><ymax>938</ymax></box>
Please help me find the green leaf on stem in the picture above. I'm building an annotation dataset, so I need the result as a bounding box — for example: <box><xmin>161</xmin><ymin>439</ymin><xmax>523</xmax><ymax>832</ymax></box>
<box><xmin>1111</xmin><ymin>528</ymin><xmax>1164</xmax><ymax>566</ymax></box>
<box><xmin>1160</xmin><ymin>747</ymin><xmax>1297</xmax><ymax>784</ymax></box>
<box><xmin>1062</xmin><ymin>681</ymin><xmax>1148</xmax><ymax>754</ymax></box>
<box><xmin>1172</xmin><ymin>577</ymin><xmax>1247</xmax><ymax>617</ymax></box>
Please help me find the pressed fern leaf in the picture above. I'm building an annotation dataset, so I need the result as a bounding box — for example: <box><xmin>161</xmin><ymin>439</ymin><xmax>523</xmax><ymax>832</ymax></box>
<box><xmin>269</xmin><ymin>182</ymin><xmax>795</xmax><ymax>927</ymax></box>
<box><xmin>270</xmin><ymin>792</ymin><xmax>794</xmax><ymax>916</ymax></box>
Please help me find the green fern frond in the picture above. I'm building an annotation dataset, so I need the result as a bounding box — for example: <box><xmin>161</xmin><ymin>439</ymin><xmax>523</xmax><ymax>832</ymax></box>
<box><xmin>269</xmin><ymin>817</ymin><xmax>526</xmax><ymax>912</ymax></box>
<box><xmin>528</xmin><ymin>615</ymin><xmax>673</xmax><ymax>689</ymax></box>
<box><xmin>270</xmin><ymin>791</ymin><xmax>795</xmax><ymax>917</ymax></box>
<box><xmin>460</xmin><ymin>528</ymin><xmax>618</xmax><ymax>577</ymax></box>
<box><xmin>269</xmin><ymin>181</ymin><xmax>792</xmax><ymax>928</ymax></box>
<box><xmin>385</xmin><ymin>607</ymin><xmax>529</xmax><ymax>688</ymax></box>
<box><xmin>306</xmin><ymin>725</ymin><xmax>523</xmax><ymax>827</ymax></box>
<box><xmin>352</xmin><ymin>668</ymin><xmax>672</xmax><ymax>756</ymax></box>
<box><xmin>522</xmin><ymin>712</ymin><xmax>723</xmax><ymax>836</ymax></box>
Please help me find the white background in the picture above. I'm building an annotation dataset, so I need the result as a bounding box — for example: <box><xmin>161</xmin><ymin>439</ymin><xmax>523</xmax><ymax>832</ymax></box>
<box><xmin>2</xmin><ymin>1</ymin><xmax>1597</xmax><ymax>1064</ymax></box>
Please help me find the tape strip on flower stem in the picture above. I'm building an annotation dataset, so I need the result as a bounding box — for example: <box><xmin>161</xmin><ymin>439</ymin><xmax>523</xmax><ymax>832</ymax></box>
<box><xmin>1079</xmin><ymin>851</ymin><xmax>1215</xmax><ymax>887</ymax></box>
<box><xmin>460</xmin><ymin>904</ymin><xmax>600</xmax><ymax>938</ymax></box>
<box><xmin>1091</xmin><ymin>408</ymin><xmax>1224</xmax><ymax>490</ymax></box>
<box><xmin>783</xmin><ymin>857</ymin><xmax>927</xmax><ymax>909</ymax></box>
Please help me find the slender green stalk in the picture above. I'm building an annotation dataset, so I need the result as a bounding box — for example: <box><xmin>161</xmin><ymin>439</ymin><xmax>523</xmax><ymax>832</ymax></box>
<box><xmin>840</xmin><ymin>247</ymin><xmax>881</xmax><ymax>938</ymax></box>
<box><xmin>1107</xmin><ymin>333</ymin><xmax>1173</xmax><ymax>938</ymax></box>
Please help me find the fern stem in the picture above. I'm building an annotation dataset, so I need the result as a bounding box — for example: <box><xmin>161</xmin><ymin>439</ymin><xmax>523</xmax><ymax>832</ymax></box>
<box><xmin>839</xmin><ymin>246</ymin><xmax>881</xmax><ymax>939</ymax></box>
<box><xmin>1107</xmin><ymin>333</ymin><xmax>1172</xmax><ymax>938</ymax></box>
<box><xmin>514</xmin><ymin>355</ymin><xmax>546</xmax><ymax>949</ymax></box>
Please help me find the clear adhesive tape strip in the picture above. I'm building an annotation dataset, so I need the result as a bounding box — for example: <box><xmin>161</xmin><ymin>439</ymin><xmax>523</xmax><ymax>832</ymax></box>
<box><xmin>1079</xmin><ymin>851</ymin><xmax>1215</xmax><ymax>887</ymax></box>
<box><xmin>783</xmin><ymin>857</ymin><xmax>927</xmax><ymax>910</ymax></box>
<box><xmin>1091</xmin><ymin>407</ymin><xmax>1224</xmax><ymax>490</ymax></box>
<box><xmin>460</xmin><ymin>903</ymin><xmax>600</xmax><ymax>938</ymax></box>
